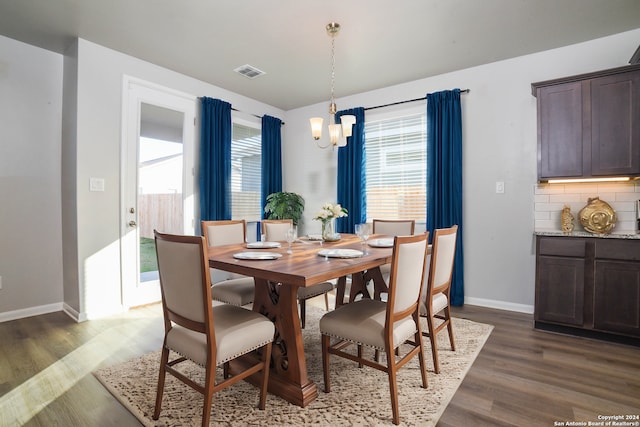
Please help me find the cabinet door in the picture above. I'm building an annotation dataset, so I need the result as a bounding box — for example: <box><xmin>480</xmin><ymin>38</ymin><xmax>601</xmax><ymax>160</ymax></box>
<box><xmin>594</xmin><ymin>260</ymin><xmax>640</xmax><ymax>337</ymax></box>
<box><xmin>535</xmin><ymin>255</ymin><xmax>585</xmax><ymax>326</ymax></box>
<box><xmin>590</xmin><ymin>71</ymin><xmax>640</xmax><ymax>176</ymax></box>
<box><xmin>537</xmin><ymin>81</ymin><xmax>587</xmax><ymax>179</ymax></box>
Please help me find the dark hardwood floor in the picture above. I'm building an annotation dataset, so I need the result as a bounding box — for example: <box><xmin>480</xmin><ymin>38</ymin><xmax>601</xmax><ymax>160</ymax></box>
<box><xmin>442</xmin><ymin>305</ymin><xmax>640</xmax><ymax>427</ymax></box>
<box><xmin>0</xmin><ymin>301</ymin><xmax>638</xmax><ymax>426</ymax></box>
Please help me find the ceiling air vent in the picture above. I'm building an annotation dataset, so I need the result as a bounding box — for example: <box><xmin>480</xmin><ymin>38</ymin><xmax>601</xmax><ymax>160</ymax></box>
<box><xmin>234</xmin><ymin>64</ymin><xmax>266</xmax><ymax>79</ymax></box>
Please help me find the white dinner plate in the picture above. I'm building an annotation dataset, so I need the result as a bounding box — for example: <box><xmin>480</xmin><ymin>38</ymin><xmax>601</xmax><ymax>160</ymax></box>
<box><xmin>317</xmin><ymin>249</ymin><xmax>364</xmax><ymax>258</ymax></box>
<box><xmin>233</xmin><ymin>251</ymin><xmax>283</xmax><ymax>260</ymax></box>
<box><xmin>246</xmin><ymin>241</ymin><xmax>281</xmax><ymax>249</ymax></box>
<box><xmin>368</xmin><ymin>238</ymin><xmax>394</xmax><ymax>248</ymax></box>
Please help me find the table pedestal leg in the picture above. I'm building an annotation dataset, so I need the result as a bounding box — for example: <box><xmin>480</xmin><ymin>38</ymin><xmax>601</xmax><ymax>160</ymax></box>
<box><xmin>335</xmin><ymin>267</ymin><xmax>389</xmax><ymax>307</ymax></box>
<box><xmin>236</xmin><ymin>278</ymin><xmax>317</xmax><ymax>407</ymax></box>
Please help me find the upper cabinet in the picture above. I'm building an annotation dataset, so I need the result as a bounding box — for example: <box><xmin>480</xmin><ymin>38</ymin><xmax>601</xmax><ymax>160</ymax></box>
<box><xmin>532</xmin><ymin>64</ymin><xmax>640</xmax><ymax>181</ymax></box>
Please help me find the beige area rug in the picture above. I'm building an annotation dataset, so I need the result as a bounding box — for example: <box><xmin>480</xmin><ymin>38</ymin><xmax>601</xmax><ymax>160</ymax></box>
<box><xmin>94</xmin><ymin>307</ymin><xmax>492</xmax><ymax>426</ymax></box>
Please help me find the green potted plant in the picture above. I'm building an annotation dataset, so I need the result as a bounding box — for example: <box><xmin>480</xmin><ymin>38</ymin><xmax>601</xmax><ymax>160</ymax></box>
<box><xmin>264</xmin><ymin>192</ymin><xmax>305</xmax><ymax>225</ymax></box>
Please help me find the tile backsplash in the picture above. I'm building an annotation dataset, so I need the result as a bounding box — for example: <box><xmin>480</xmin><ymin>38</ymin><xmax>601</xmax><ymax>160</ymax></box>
<box><xmin>534</xmin><ymin>181</ymin><xmax>640</xmax><ymax>234</ymax></box>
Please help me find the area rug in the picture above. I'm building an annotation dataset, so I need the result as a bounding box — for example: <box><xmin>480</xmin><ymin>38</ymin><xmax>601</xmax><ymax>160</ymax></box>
<box><xmin>94</xmin><ymin>307</ymin><xmax>492</xmax><ymax>426</ymax></box>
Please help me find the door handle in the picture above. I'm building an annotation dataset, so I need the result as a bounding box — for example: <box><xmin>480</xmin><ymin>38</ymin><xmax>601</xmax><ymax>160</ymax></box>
<box><xmin>128</xmin><ymin>220</ymin><xmax>137</xmax><ymax>227</ymax></box>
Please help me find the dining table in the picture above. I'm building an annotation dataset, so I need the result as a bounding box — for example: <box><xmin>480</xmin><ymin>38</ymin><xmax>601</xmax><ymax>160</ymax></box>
<box><xmin>207</xmin><ymin>233</ymin><xmax>394</xmax><ymax>407</ymax></box>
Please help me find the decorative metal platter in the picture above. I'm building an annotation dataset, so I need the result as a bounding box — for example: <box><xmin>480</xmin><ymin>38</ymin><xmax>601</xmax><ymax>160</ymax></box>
<box><xmin>306</xmin><ymin>234</ymin><xmax>324</xmax><ymax>241</ymax></box>
<box><xmin>246</xmin><ymin>241</ymin><xmax>281</xmax><ymax>249</ymax></box>
<box><xmin>367</xmin><ymin>238</ymin><xmax>394</xmax><ymax>248</ymax></box>
<box><xmin>317</xmin><ymin>249</ymin><xmax>364</xmax><ymax>258</ymax></box>
<box><xmin>578</xmin><ymin>197</ymin><xmax>617</xmax><ymax>234</ymax></box>
<box><xmin>233</xmin><ymin>251</ymin><xmax>283</xmax><ymax>260</ymax></box>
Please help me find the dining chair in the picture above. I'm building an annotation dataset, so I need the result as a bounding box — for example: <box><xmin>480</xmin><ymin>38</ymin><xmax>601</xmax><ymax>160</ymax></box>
<box><xmin>420</xmin><ymin>225</ymin><xmax>458</xmax><ymax>374</ymax></box>
<box><xmin>261</xmin><ymin>218</ymin><xmax>335</xmax><ymax>328</ymax></box>
<box><xmin>320</xmin><ymin>233</ymin><xmax>430</xmax><ymax>425</ymax></box>
<box><xmin>152</xmin><ymin>230</ymin><xmax>274</xmax><ymax>427</ymax></box>
<box><xmin>372</xmin><ymin>219</ymin><xmax>416</xmax><ymax>237</ymax></box>
<box><xmin>369</xmin><ymin>219</ymin><xmax>417</xmax><ymax>301</ymax></box>
<box><xmin>202</xmin><ymin>220</ymin><xmax>255</xmax><ymax>307</ymax></box>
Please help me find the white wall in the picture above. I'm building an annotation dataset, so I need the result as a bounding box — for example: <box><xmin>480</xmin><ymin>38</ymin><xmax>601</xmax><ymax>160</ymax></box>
<box><xmin>1</xmin><ymin>27</ymin><xmax>639</xmax><ymax>321</ymax></box>
<box><xmin>283</xmin><ymin>28</ymin><xmax>640</xmax><ymax>313</ymax></box>
<box><xmin>69</xmin><ymin>39</ymin><xmax>285</xmax><ymax>319</ymax></box>
<box><xmin>0</xmin><ymin>36</ymin><xmax>285</xmax><ymax>321</ymax></box>
<box><xmin>0</xmin><ymin>35</ymin><xmax>64</xmax><ymax>319</ymax></box>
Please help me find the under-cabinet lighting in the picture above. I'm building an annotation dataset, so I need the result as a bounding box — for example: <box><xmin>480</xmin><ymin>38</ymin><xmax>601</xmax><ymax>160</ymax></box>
<box><xmin>545</xmin><ymin>177</ymin><xmax>633</xmax><ymax>184</ymax></box>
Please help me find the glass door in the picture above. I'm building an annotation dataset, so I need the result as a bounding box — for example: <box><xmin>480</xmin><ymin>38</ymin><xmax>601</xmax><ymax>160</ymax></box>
<box><xmin>121</xmin><ymin>79</ymin><xmax>196</xmax><ymax>308</ymax></box>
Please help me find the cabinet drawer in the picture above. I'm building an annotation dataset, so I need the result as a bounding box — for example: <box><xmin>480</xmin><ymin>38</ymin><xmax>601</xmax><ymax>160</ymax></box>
<box><xmin>538</xmin><ymin>237</ymin><xmax>586</xmax><ymax>257</ymax></box>
<box><xmin>595</xmin><ymin>239</ymin><xmax>640</xmax><ymax>262</ymax></box>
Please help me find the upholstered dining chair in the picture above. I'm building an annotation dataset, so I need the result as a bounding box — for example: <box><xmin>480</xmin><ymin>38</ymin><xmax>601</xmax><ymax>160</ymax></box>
<box><xmin>202</xmin><ymin>220</ymin><xmax>255</xmax><ymax>307</ymax></box>
<box><xmin>370</xmin><ymin>219</ymin><xmax>416</xmax><ymax>300</ymax></box>
<box><xmin>420</xmin><ymin>225</ymin><xmax>458</xmax><ymax>374</ymax></box>
<box><xmin>320</xmin><ymin>233</ymin><xmax>430</xmax><ymax>425</ymax></box>
<box><xmin>372</xmin><ymin>219</ymin><xmax>416</xmax><ymax>237</ymax></box>
<box><xmin>262</xmin><ymin>218</ymin><xmax>335</xmax><ymax>328</ymax></box>
<box><xmin>153</xmin><ymin>230</ymin><xmax>274</xmax><ymax>427</ymax></box>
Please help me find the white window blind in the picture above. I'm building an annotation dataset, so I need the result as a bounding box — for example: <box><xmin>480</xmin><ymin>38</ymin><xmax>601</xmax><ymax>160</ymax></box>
<box><xmin>364</xmin><ymin>113</ymin><xmax>426</xmax><ymax>223</ymax></box>
<box><xmin>231</xmin><ymin>123</ymin><xmax>261</xmax><ymax>221</ymax></box>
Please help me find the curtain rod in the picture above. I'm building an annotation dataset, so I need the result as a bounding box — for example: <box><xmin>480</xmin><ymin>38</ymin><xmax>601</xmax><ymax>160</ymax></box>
<box><xmin>364</xmin><ymin>89</ymin><xmax>470</xmax><ymax>112</ymax></box>
<box><xmin>231</xmin><ymin>107</ymin><xmax>285</xmax><ymax>125</ymax></box>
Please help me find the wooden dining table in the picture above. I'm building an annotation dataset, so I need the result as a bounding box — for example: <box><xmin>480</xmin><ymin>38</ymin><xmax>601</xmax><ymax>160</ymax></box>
<box><xmin>207</xmin><ymin>233</ymin><xmax>393</xmax><ymax>407</ymax></box>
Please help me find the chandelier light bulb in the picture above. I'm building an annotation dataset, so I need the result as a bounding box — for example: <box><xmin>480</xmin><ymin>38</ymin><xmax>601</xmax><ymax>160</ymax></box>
<box><xmin>309</xmin><ymin>22</ymin><xmax>356</xmax><ymax>149</ymax></box>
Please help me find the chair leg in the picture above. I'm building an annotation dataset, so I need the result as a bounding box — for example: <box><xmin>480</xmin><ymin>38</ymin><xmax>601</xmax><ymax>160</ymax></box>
<box><xmin>258</xmin><ymin>342</ymin><xmax>272</xmax><ymax>410</ymax></box>
<box><xmin>321</xmin><ymin>334</ymin><xmax>331</xmax><ymax>392</ymax></box>
<box><xmin>324</xmin><ymin>292</ymin><xmax>330</xmax><ymax>311</ymax></box>
<box><xmin>415</xmin><ymin>329</ymin><xmax>428</xmax><ymax>389</ymax></box>
<box><xmin>445</xmin><ymin>308</ymin><xmax>456</xmax><ymax>351</ymax></box>
<box><xmin>387</xmin><ymin>350</ymin><xmax>400</xmax><ymax>425</ymax></box>
<box><xmin>223</xmin><ymin>361</ymin><xmax>230</xmax><ymax>379</ymax></box>
<box><xmin>300</xmin><ymin>299</ymin><xmax>306</xmax><ymax>329</ymax></box>
<box><xmin>426</xmin><ymin>314</ymin><xmax>440</xmax><ymax>374</ymax></box>
<box><xmin>152</xmin><ymin>347</ymin><xmax>170</xmax><ymax>420</ymax></box>
<box><xmin>358</xmin><ymin>344</ymin><xmax>363</xmax><ymax>368</ymax></box>
<box><xmin>201</xmin><ymin>360</ymin><xmax>216</xmax><ymax>427</ymax></box>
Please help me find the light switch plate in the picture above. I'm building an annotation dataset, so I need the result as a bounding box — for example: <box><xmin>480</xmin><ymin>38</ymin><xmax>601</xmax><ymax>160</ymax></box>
<box><xmin>495</xmin><ymin>181</ymin><xmax>505</xmax><ymax>194</ymax></box>
<box><xmin>90</xmin><ymin>177</ymin><xmax>105</xmax><ymax>192</ymax></box>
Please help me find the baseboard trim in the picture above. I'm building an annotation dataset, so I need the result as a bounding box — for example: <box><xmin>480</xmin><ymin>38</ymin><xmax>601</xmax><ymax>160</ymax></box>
<box><xmin>0</xmin><ymin>302</ymin><xmax>64</xmax><ymax>323</ymax></box>
<box><xmin>63</xmin><ymin>303</ymin><xmax>87</xmax><ymax>322</ymax></box>
<box><xmin>464</xmin><ymin>296</ymin><xmax>534</xmax><ymax>314</ymax></box>
<box><xmin>0</xmin><ymin>296</ymin><xmax>534</xmax><ymax>323</ymax></box>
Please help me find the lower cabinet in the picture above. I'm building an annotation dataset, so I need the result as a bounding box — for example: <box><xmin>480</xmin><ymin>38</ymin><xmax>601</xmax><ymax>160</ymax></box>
<box><xmin>535</xmin><ymin>236</ymin><xmax>640</xmax><ymax>342</ymax></box>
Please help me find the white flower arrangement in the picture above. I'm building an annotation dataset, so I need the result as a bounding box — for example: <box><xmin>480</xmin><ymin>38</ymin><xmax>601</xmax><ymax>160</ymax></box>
<box><xmin>313</xmin><ymin>203</ymin><xmax>348</xmax><ymax>222</ymax></box>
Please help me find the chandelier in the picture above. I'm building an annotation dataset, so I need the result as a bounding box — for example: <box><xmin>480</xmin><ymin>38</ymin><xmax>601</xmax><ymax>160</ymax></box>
<box><xmin>310</xmin><ymin>22</ymin><xmax>356</xmax><ymax>149</ymax></box>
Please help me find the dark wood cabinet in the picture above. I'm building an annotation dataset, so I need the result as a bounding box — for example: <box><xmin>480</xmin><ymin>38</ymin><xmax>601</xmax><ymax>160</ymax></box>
<box><xmin>536</xmin><ymin>81</ymin><xmax>585</xmax><ymax>178</ymax></box>
<box><xmin>532</xmin><ymin>64</ymin><xmax>640</xmax><ymax>181</ymax></box>
<box><xmin>535</xmin><ymin>236</ymin><xmax>640</xmax><ymax>342</ymax></box>
<box><xmin>535</xmin><ymin>237</ymin><xmax>586</xmax><ymax>326</ymax></box>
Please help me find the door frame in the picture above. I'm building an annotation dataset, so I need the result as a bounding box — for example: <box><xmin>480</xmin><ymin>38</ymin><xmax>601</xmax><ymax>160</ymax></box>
<box><xmin>120</xmin><ymin>76</ymin><xmax>197</xmax><ymax>309</ymax></box>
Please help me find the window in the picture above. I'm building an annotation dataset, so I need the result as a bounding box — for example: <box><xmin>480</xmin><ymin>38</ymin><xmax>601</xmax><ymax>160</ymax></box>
<box><xmin>231</xmin><ymin>122</ymin><xmax>261</xmax><ymax>221</ymax></box>
<box><xmin>364</xmin><ymin>113</ymin><xmax>426</xmax><ymax>223</ymax></box>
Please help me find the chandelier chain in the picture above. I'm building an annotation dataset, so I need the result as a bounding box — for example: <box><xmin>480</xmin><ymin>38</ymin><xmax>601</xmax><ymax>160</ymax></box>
<box><xmin>330</xmin><ymin>35</ymin><xmax>336</xmax><ymax>113</ymax></box>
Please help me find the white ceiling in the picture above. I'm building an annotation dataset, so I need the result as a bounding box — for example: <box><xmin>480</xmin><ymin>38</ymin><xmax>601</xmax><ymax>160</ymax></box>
<box><xmin>1</xmin><ymin>0</ymin><xmax>639</xmax><ymax>111</ymax></box>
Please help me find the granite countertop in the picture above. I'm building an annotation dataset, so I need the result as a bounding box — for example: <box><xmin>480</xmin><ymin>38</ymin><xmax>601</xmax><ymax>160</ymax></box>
<box><xmin>535</xmin><ymin>230</ymin><xmax>640</xmax><ymax>239</ymax></box>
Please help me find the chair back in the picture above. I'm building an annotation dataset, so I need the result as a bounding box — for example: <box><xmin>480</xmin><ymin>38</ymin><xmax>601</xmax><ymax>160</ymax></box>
<box><xmin>154</xmin><ymin>230</ymin><xmax>213</xmax><ymax>330</ymax></box>
<box><xmin>372</xmin><ymin>219</ymin><xmax>415</xmax><ymax>236</ymax></box>
<box><xmin>262</xmin><ymin>219</ymin><xmax>293</xmax><ymax>241</ymax></box>
<box><xmin>386</xmin><ymin>233</ymin><xmax>429</xmax><ymax>317</ymax></box>
<box><xmin>427</xmin><ymin>225</ymin><xmax>458</xmax><ymax>297</ymax></box>
<box><xmin>202</xmin><ymin>220</ymin><xmax>246</xmax><ymax>247</ymax></box>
